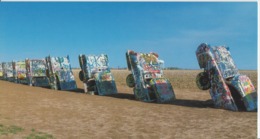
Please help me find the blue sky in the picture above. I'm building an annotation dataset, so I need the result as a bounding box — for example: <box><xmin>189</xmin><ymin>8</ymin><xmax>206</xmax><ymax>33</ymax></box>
<box><xmin>0</xmin><ymin>2</ymin><xmax>257</xmax><ymax>69</ymax></box>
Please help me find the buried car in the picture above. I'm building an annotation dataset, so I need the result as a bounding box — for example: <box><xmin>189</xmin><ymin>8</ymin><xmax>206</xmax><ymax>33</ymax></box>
<box><xmin>78</xmin><ymin>54</ymin><xmax>117</xmax><ymax>95</ymax></box>
<box><xmin>0</xmin><ymin>63</ymin><xmax>3</xmax><ymax>79</ymax></box>
<box><xmin>45</xmin><ymin>55</ymin><xmax>77</xmax><ymax>91</ymax></box>
<box><xmin>125</xmin><ymin>50</ymin><xmax>175</xmax><ymax>103</ymax></box>
<box><xmin>12</xmin><ymin>61</ymin><xmax>28</xmax><ymax>84</ymax></box>
<box><xmin>2</xmin><ymin>62</ymin><xmax>15</xmax><ymax>82</ymax></box>
<box><xmin>25</xmin><ymin>59</ymin><xmax>50</xmax><ymax>87</ymax></box>
<box><xmin>195</xmin><ymin>43</ymin><xmax>257</xmax><ymax>111</ymax></box>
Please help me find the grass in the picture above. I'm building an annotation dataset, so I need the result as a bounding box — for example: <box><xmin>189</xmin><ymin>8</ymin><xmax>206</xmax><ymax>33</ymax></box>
<box><xmin>0</xmin><ymin>124</ymin><xmax>24</xmax><ymax>135</ymax></box>
<box><xmin>25</xmin><ymin>129</ymin><xmax>55</xmax><ymax>139</ymax></box>
<box><xmin>0</xmin><ymin>124</ymin><xmax>54</xmax><ymax>139</ymax></box>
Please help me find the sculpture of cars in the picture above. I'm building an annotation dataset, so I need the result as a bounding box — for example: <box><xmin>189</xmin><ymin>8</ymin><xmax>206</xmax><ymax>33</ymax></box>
<box><xmin>195</xmin><ymin>43</ymin><xmax>257</xmax><ymax>111</ymax></box>
<box><xmin>25</xmin><ymin>58</ymin><xmax>50</xmax><ymax>87</ymax></box>
<box><xmin>78</xmin><ymin>54</ymin><xmax>117</xmax><ymax>95</ymax></box>
<box><xmin>125</xmin><ymin>50</ymin><xmax>175</xmax><ymax>103</ymax></box>
<box><xmin>0</xmin><ymin>63</ymin><xmax>3</xmax><ymax>79</ymax></box>
<box><xmin>45</xmin><ymin>55</ymin><xmax>77</xmax><ymax>91</ymax></box>
<box><xmin>2</xmin><ymin>62</ymin><xmax>15</xmax><ymax>82</ymax></box>
<box><xmin>12</xmin><ymin>61</ymin><xmax>28</xmax><ymax>84</ymax></box>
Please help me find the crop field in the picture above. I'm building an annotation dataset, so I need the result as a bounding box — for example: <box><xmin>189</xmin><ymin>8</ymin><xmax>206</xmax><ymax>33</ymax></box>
<box><xmin>0</xmin><ymin>69</ymin><xmax>257</xmax><ymax>139</ymax></box>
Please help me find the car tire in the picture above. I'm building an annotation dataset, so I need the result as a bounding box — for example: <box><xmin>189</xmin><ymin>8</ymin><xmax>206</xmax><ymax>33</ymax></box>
<box><xmin>126</xmin><ymin>74</ymin><xmax>135</xmax><ymax>88</ymax></box>
<box><xmin>79</xmin><ymin>70</ymin><xmax>84</xmax><ymax>81</ymax></box>
<box><xmin>196</xmin><ymin>72</ymin><xmax>211</xmax><ymax>90</ymax></box>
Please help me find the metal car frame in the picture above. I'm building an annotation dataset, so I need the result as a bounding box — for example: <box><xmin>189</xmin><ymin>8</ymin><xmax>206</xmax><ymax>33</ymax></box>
<box><xmin>12</xmin><ymin>61</ymin><xmax>28</xmax><ymax>84</ymax></box>
<box><xmin>45</xmin><ymin>55</ymin><xmax>77</xmax><ymax>91</ymax></box>
<box><xmin>78</xmin><ymin>54</ymin><xmax>117</xmax><ymax>95</ymax></box>
<box><xmin>0</xmin><ymin>63</ymin><xmax>3</xmax><ymax>79</ymax></box>
<box><xmin>195</xmin><ymin>43</ymin><xmax>257</xmax><ymax>111</ymax></box>
<box><xmin>125</xmin><ymin>50</ymin><xmax>175</xmax><ymax>103</ymax></box>
<box><xmin>2</xmin><ymin>62</ymin><xmax>15</xmax><ymax>82</ymax></box>
<box><xmin>25</xmin><ymin>58</ymin><xmax>50</xmax><ymax>87</ymax></box>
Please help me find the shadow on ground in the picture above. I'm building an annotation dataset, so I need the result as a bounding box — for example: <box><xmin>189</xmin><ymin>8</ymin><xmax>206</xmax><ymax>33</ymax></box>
<box><xmin>69</xmin><ymin>88</ymin><xmax>85</xmax><ymax>93</ymax></box>
<box><xmin>106</xmin><ymin>92</ymin><xmax>215</xmax><ymax>109</ymax></box>
<box><xmin>170</xmin><ymin>99</ymin><xmax>215</xmax><ymax>108</ymax></box>
<box><xmin>105</xmin><ymin>92</ymin><xmax>136</xmax><ymax>100</ymax></box>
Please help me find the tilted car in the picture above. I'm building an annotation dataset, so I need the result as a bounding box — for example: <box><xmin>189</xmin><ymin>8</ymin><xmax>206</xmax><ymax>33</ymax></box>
<box><xmin>125</xmin><ymin>50</ymin><xmax>175</xmax><ymax>103</ymax></box>
<box><xmin>78</xmin><ymin>54</ymin><xmax>117</xmax><ymax>95</ymax></box>
<box><xmin>0</xmin><ymin>63</ymin><xmax>3</xmax><ymax>79</ymax></box>
<box><xmin>195</xmin><ymin>43</ymin><xmax>257</xmax><ymax>111</ymax></box>
<box><xmin>45</xmin><ymin>55</ymin><xmax>77</xmax><ymax>91</ymax></box>
<box><xmin>25</xmin><ymin>59</ymin><xmax>50</xmax><ymax>87</ymax></box>
<box><xmin>2</xmin><ymin>62</ymin><xmax>15</xmax><ymax>82</ymax></box>
<box><xmin>12</xmin><ymin>61</ymin><xmax>28</xmax><ymax>84</ymax></box>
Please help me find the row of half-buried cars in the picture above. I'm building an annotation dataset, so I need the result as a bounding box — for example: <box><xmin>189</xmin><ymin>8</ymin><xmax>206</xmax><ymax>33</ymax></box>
<box><xmin>0</xmin><ymin>43</ymin><xmax>257</xmax><ymax>112</ymax></box>
<box><xmin>0</xmin><ymin>55</ymin><xmax>77</xmax><ymax>90</ymax></box>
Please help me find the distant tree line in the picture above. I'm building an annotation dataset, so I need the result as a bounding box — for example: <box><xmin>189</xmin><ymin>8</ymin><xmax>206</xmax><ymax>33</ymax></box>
<box><xmin>110</xmin><ymin>67</ymin><xmax>184</xmax><ymax>70</ymax></box>
<box><xmin>163</xmin><ymin>67</ymin><xmax>182</xmax><ymax>70</ymax></box>
<box><xmin>72</xmin><ymin>67</ymin><xmax>187</xmax><ymax>70</ymax></box>
<box><xmin>72</xmin><ymin>67</ymin><xmax>193</xmax><ymax>70</ymax></box>
<box><xmin>71</xmin><ymin>67</ymin><xmax>256</xmax><ymax>70</ymax></box>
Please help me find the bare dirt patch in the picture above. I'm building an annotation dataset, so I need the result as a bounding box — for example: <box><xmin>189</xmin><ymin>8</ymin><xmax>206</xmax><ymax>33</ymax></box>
<box><xmin>0</xmin><ymin>70</ymin><xmax>257</xmax><ymax>138</ymax></box>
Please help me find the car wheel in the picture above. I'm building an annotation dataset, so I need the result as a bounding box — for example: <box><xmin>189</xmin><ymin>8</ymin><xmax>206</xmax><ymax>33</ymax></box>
<box><xmin>126</xmin><ymin>74</ymin><xmax>135</xmax><ymax>88</ymax></box>
<box><xmin>196</xmin><ymin>72</ymin><xmax>211</xmax><ymax>90</ymax></box>
<box><xmin>79</xmin><ymin>70</ymin><xmax>84</xmax><ymax>81</ymax></box>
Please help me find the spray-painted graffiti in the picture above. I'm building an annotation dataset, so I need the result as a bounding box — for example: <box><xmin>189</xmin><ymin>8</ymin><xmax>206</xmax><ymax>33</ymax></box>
<box><xmin>84</xmin><ymin>54</ymin><xmax>109</xmax><ymax>79</ymax></box>
<box><xmin>31</xmin><ymin>60</ymin><xmax>47</xmax><ymax>77</ymax></box>
<box><xmin>0</xmin><ymin>63</ymin><xmax>3</xmax><ymax>78</ymax></box>
<box><xmin>230</xmin><ymin>75</ymin><xmax>257</xmax><ymax>111</ymax></box>
<box><xmin>126</xmin><ymin>50</ymin><xmax>175</xmax><ymax>103</ymax></box>
<box><xmin>195</xmin><ymin>43</ymin><xmax>257</xmax><ymax>111</ymax></box>
<box><xmin>78</xmin><ymin>54</ymin><xmax>117</xmax><ymax>95</ymax></box>
<box><xmin>2</xmin><ymin>62</ymin><xmax>14</xmax><ymax>81</ymax></box>
<box><xmin>212</xmin><ymin>46</ymin><xmax>239</xmax><ymax>79</ymax></box>
<box><xmin>45</xmin><ymin>55</ymin><xmax>77</xmax><ymax>91</ymax></box>
<box><xmin>13</xmin><ymin>61</ymin><xmax>27</xmax><ymax>84</ymax></box>
<box><xmin>25</xmin><ymin>59</ymin><xmax>49</xmax><ymax>87</ymax></box>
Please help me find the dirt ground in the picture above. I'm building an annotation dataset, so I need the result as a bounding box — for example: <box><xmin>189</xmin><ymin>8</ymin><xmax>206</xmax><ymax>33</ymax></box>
<box><xmin>0</xmin><ymin>70</ymin><xmax>257</xmax><ymax>139</ymax></box>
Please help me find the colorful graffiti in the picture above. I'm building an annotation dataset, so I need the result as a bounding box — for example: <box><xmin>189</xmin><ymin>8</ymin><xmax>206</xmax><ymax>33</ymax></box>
<box><xmin>150</xmin><ymin>78</ymin><xmax>175</xmax><ymax>103</ymax></box>
<box><xmin>196</xmin><ymin>43</ymin><xmax>257</xmax><ymax>111</ymax></box>
<box><xmin>126</xmin><ymin>50</ymin><xmax>175</xmax><ymax>103</ymax></box>
<box><xmin>84</xmin><ymin>54</ymin><xmax>109</xmax><ymax>79</ymax></box>
<box><xmin>25</xmin><ymin>59</ymin><xmax>49</xmax><ymax>87</ymax></box>
<box><xmin>0</xmin><ymin>63</ymin><xmax>3</xmax><ymax>78</ymax></box>
<box><xmin>2</xmin><ymin>62</ymin><xmax>14</xmax><ymax>81</ymax></box>
<box><xmin>212</xmin><ymin>46</ymin><xmax>239</xmax><ymax>79</ymax></box>
<box><xmin>78</xmin><ymin>54</ymin><xmax>117</xmax><ymax>95</ymax></box>
<box><xmin>31</xmin><ymin>60</ymin><xmax>47</xmax><ymax>77</ymax></box>
<box><xmin>13</xmin><ymin>61</ymin><xmax>27</xmax><ymax>84</ymax></box>
<box><xmin>230</xmin><ymin>75</ymin><xmax>257</xmax><ymax>111</ymax></box>
<box><xmin>46</xmin><ymin>55</ymin><xmax>77</xmax><ymax>91</ymax></box>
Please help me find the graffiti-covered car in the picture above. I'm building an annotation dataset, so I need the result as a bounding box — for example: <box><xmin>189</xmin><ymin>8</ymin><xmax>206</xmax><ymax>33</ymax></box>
<box><xmin>2</xmin><ymin>62</ymin><xmax>15</xmax><ymax>82</ymax></box>
<box><xmin>0</xmin><ymin>63</ymin><xmax>3</xmax><ymax>79</ymax></box>
<box><xmin>195</xmin><ymin>43</ymin><xmax>257</xmax><ymax>111</ymax></box>
<box><xmin>45</xmin><ymin>55</ymin><xmax>77</xmax><ymax>91</ymax></box>
<box><xmin>125</xmin><ymin>50</ymin><xmax>175</xmax><ymax>103</ymax></box>
<box><xmin>12</xmin><ymin>61</ymin><xmax>28</xmax><ymax>84</ymax></box>
<box><xmin>78</xmin><ymin>54</ymin><xmax>117</xmax><ymax>95</ymax></box>
<box><xmin>25</xmin><ymin>59</ymin><xmax>50</xmax><ymax>87</ymax></box>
